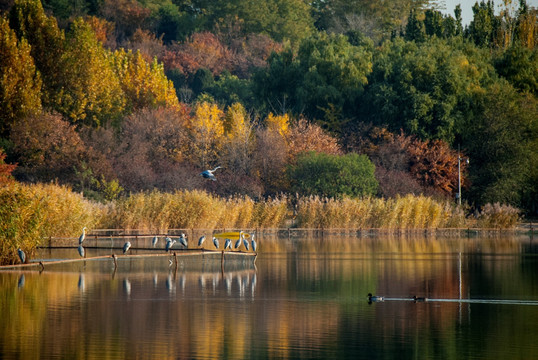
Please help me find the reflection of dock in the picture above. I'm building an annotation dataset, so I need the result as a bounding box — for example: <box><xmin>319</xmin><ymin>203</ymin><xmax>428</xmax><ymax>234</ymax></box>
<box><xmin>0</xmin><ymin>250</ymin><xmax>257</xmax><ymax>271</ymax></box>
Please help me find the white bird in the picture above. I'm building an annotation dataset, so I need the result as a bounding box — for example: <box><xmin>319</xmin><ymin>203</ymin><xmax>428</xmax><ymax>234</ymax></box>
<box><xmin>152</xmin><ymin>236</ymin><xmax>159</xmax><ymax>247</ymax></box>
<box><xmin>165</xmin><ymin>237</ymin><xmax>176</xmax><ymax>252</ymax></box>
<box><xmin>17</xmin><ymin>248</ymin><xmax>26</xmax><ymax>263</ymax></box>
<box><xmin>179</xmin><ymin>233</ymin><xmax>188</xmax><ymax>248</ymax></box>
<box><xmin>198</xmin><ymin>235</ymin><xmax>206</xmax><ymax>247</ymax></box>
<box><xmin>251</xmin><ymin>236</ymin><xmax>257</xmax><ymax>252</ymax></box>
<box><xmin>234</xmin><ymin>238</ymin><xmax>242</xmax><ymax>249</ymax></box>
<box><xmin>123</xmin><ymin>241</ymin><xmax>131</xmax><ymax>254</ymax></box>
<box><xmin>200</xmin><ymin>166</ymin><xmax>221</xmax><ymax>181</ymax></box>
<box><xmin>243</xmin><ymin>237</ymin><xmax>249</xmax><ymax>251</ymax></box>
<box><xmin>213</xmin><ymin>236</ymin><xmax>219</xmax><ymax>249</ymax></box>
<box><xmin>224</xmin><ymin>238</ymin><xmax>231</xmax><ymax>249</ymax></box>
<box><xmin>78</xmin><ymin>245</ymin><xmax>85</xmax><ymax>258</ymax></box>
<box><xmin>79</xmin><ymin>227</ymin><xmax>87</xmax><ymax>244</ymax></box>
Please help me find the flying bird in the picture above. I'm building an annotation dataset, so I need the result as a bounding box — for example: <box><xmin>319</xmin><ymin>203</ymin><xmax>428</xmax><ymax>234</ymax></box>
<box><xmin>123</xmin><ymin>241</ymin><xmax>131</xmax><ymax>254</ymax></box>
<box><xmin>200</xmin><ymin>166</ymin><xmax>221</xmax><ymax>181</ymax></box>
<box><xmin>79</xmin><ymin>227</ymin><xmax>87</xmax><ymax>244</ymax></box>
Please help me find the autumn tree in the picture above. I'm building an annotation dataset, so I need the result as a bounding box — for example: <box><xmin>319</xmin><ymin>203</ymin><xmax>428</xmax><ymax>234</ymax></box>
<box><xmin>9</xmin><ymin>0</ymin><xmax>65</xmax><ymax>109</ymax></box>
<box><xmin>0</xmin><ymin>148</ymin><xmax>17</xmax><ymax>184</ymax></box>
<box><xmin>10</xmin><ymin>112</ymin><xmax>86</xmax><ymax>182</ymax></box>
<box><xmin>114</xmin><ymin>107</ymin><xmax>194</xmax><ymax>191</ymax></box>
<box><xmin>286</xmin><ymin>118</ymin><xmax>342</xmax><ymax>159</ymax></box>
<box><xmin>113</xmin><ymin>48</ymin><xmax>180</xmax><ymax>112</ymax></box>
<box><xmin>407</xmin><ymin>138</ymin><xmax>465</xmax><ymax>197</ymax></box>
<box><xmin>0</xmin><ymin>16</ymin><xmax>41</xmax><ymax>135</ymax></box>
<box><xmin>58</xmin><ymin>18</ymin><xmax>125</xmax><ymax>127</ymax></box>
<box><xmin>186</xmin><ymin>101</ymin><xmax>225</xmax><ymax>168</ymax></box>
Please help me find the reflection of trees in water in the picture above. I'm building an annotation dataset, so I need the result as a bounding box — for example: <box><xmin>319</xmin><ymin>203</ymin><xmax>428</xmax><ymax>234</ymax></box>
<box><xmin>2</xmin><ymin>235</ymin><xmax>536</xmax><ymax>358</ymax></box>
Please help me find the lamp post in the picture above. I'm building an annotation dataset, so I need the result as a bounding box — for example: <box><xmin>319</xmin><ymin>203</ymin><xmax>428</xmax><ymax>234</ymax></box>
<box><xmin>457</xmin><ymin>146</ymin><xmax>469</xmax><ymax>206</ymax></box>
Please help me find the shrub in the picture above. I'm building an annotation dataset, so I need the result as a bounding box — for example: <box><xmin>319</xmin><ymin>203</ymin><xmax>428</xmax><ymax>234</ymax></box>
<box><xmin>288</xmin><ymin>152</ymin><xmax>378</xmax><ymax>198</ymax></box>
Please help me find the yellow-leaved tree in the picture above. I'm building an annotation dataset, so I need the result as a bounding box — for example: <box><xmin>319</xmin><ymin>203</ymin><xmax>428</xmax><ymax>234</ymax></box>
<box><xmin>113</xmin><ymin>48</ymin><xmax>180</xmax><ymax>112</ymax></box>
<box><xmin>223</xmin><ymin>102</ymin><xmax>255</xmax><ymax>175</ymax></box>
<box><xmin>265</xmin><ymin>112</ymin><xmax>290</xmax><ymax>137</ymax></box>
<box><xmin>187</xmin><ymin>101</ymin><xmax>225</xmax><ymax>168</ymax></box>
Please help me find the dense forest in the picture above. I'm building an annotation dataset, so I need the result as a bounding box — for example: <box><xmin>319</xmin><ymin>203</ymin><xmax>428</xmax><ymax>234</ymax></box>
<box><xmin>0</xmin><ymin>0</ymin><xmax>537</xmax><ymax>215</ymax></box>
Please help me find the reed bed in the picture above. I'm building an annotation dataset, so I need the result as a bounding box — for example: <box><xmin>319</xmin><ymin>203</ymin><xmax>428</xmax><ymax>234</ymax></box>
<box><xmin>0</xmin><ymin>182</ymin><xmax>102</xmax><ymax>264</ymax></box>
<box><xmin>0</xmin><ymin>182</ymin><xmax>523</xmax><ymax>265</ymax></box>
<box><xmin>294</xmin><ymin>194</ymin><xmax>468</xmax><ymax>229</ymax></box>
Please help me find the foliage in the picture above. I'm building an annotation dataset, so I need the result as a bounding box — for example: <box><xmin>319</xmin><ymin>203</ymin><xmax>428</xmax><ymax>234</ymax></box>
<box><xmin>362</xmin><ymin>37</ymin><xmax>493</xmax><ymax>142</ymax></box>
<box><xmin>0</xmin><ymin>148</ymin><xmax>17</xmax><ymax>184</ymax></box>
<box><xmin>288</xmin><ymin>152</ymin><xmax>378</xmax><ymax>198</ymax></box>
<box><xmin>58</xmin><ymin>18</ymin><xmax>125</xmax><ymax>127</ymax></box>
<box><xmin>254</xmin><ymin>32</ymin><xmax>372</xmax><ymax>127</ymax></box>
<box><xmin>0</xmin><ymin>16</ymin><xmax>42</xmax><ymax>135</ymax></box>
<box><xmin>495</xmin><ymin>43</ymin><xmax>538</xmax><ymax>95</ymax></box>
<box><xmin>9</xmin><ymin>0</ymin><xmax>65</xmax><ymax>110</ymax></box>
<box><xmin>10</xmin><ymin>112</ymin><xmax>86</xmax><ymax>183</ymax></box>
<box><xmin>286</xmin><ymin>118</ymin><xmax>342</xmax><ymax>159</ymax></box>
<box><xmin>113</xmin><ymin>48</ymin><xmax>180</xmax><ymax>112</ymax></box>
<box><xmin>462</xmin><ymin>81</ymin><xmax>538</xmax><ymax>210</ymax></box>
<box><xmin>186</xmin><ymin>101</ymin><xmax>225</xmax><ymax>168</ymax></box>
<box><xmin>113</xmin><ymin>107</ymin><xmax>191</xmax><ymax>191</ymax></box>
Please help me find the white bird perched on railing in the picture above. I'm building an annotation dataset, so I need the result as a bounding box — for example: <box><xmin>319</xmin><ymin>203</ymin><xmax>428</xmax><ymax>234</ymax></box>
<box><xmin>123</xmin><ymin>241</ymin><xmax>131</xmax><ymax>254</ymax></box>
<box><xmin>243</xmin><ymin>236</ymin><xmax>249</xmax><ymax>251</ymax></box>
<box><xmin>17</xmin><ymin>248</ymin><xmax>26</xmax><ymax>264</ymax></box>
<box><xmin>200</xmin><ymin>166</ymin><xmax>221</xmax><ymax>181</ymax></box>
<box><xmin>179</xmin><ymin>233</ymin><xmax>188</xmax><ymax>248</ymax></box>
<box><xmin>213</xmin><ymin>236</ymin><xmax>219</xmax><ymax>249</ymax></box>
<box><xmin>224</xmin><ymin>238</ymin><xmax>231</xmax><ymax>250</ymax></box>
<box><xmin>235</xmin><ymin>231</ymin><xmax>244</xmax><ymax>249</ymax></box>
<box><xmin>251</xmin><ymin>234</ymin><xmax>257</xmax><ymax>252</ymax></box>
<box><xmin>152</xmin><ymin>236</ymin><xmax>159</xmax><ymax>248</ymax></box>
<box><xmin>79</xmin><ymin>227</ymin><xmax>87</xmax><ymax>244</ymax></box>
<box><xmin>198</xmin><ymin>235</ymin><xmax>206</xmax><ymax>247</ymax></box>
<box><xmin>78</xmin><ymin>245</ymin><xmax>85</xmax><ymax>258</ymax></box>
<box><xmin>165</xmin><ymin>237</ymin><xmax>176</xmax><ymax>252</ymax></box>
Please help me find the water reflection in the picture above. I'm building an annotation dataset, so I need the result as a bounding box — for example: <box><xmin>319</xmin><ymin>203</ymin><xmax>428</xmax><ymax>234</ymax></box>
<box><xmin>1</xmin><ymin>235</ymin><xmax>538</xmax><ymax>359</ymax></box>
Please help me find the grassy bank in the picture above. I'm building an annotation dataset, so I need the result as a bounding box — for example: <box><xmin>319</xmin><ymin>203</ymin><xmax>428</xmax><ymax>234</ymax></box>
<box><xmin>0</xmin><ymin>183</ymin><xmax>521</xmax><ymax>265</ymax></box>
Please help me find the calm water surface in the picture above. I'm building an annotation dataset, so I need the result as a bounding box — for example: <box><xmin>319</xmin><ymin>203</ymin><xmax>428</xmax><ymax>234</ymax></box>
<box><xmin>1</xmin><ymin>234</ymin><xmax>538</xmax><ymax>359</ymax></box>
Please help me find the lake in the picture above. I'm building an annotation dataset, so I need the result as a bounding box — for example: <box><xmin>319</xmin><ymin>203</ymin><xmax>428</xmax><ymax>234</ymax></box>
<box><xmin>1</xmin><ymin>233</ymin><xmax>538</xmax><ymax>359</ymax></box>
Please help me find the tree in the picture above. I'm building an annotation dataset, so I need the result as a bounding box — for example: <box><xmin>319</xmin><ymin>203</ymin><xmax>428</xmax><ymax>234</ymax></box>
<box><xmin>467</xmin><ymin>1</ymin><xmax>498</xmax><ymax>47</ymax></box>
<box><xmin>9</xmin><ymin>0</ymin><xmax>65</xmax><ymax>109</ymax></box>
<box><xmin>186</xmin><ymin>101</ymin><xmax>225</xmax><ymax>168</ymax></box>
<box><xmin>0</xmin><ymin>148</ymin><xmax>17</xmax><ymax>184</ymax></box>
<box><xmin>362</xmin><ymin>37</ymin><xmax>493</xmax><ymax>142</ymax></box>
<box><xmin>286</xmin><ymin>118</ymin><xmax>342</xmax><ymax>159</ymax></box>
<box><xmin>495</xmin><ymin>43</ymin><xmax>538</xmax><ymax>95</ymax></box>
<box><xmin>58</xmin><ymin>18</ymin><xmax>125</xmax><ymax>127</ymax></box>
<box><xmin>113</xmin><ymin>48</ymin><xmax>180</xmax><ymax>112</ymax></box>
<box><xmin>288</xmin><ymin>152</ymin><xmax>378</xmax><ymax>198</ymax></box>
<box><xmin>254</xmin><ymin>32</ymin><xmax>372</xmax><ymax>128</ymax></box>
<box><xmin>9</xmin><ymin>112</ymin><xmax>86</xmax><ymax>183</ymax></box>
<box><xmin>462</xmin><ymin>81</ymin><xmax>538</xmax><ymax>211</ymax></box>
<box><xmin>0</xmin><ymin>16</ymin><xmax>41</xmax><ymax>135</ymax></box>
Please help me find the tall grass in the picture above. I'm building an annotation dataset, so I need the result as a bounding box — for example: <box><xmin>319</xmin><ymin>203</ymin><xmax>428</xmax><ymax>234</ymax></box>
<box><xmin>0</xmin><ymin>182</ymin><xmax>522</xmax><ymax>265</ymax></box>
<box><xmin>103</xmin><ymin>190</ymin><xmax>288</xmax><ymax>231</ymax></box>
<box><xmin>294</xmin><ymin>194</ymin><xmax>468</xmax><ymax>229</ymax></box>
<box><xmin>0</xmin><ymin>182</ymin><xmax>102</xmax><ymax>265</ymax></box>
